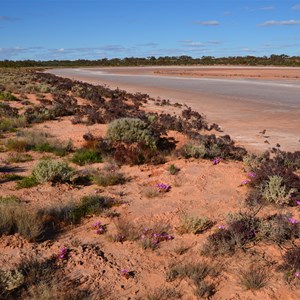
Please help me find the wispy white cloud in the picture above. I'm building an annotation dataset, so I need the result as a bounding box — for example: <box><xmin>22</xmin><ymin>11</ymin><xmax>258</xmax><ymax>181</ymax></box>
<box><xmin>179</xmin><ymin>40</ymin><xmax>221</xmax><ymax>48</ymax></box>
<box><xmin>258</xmin><ymin>20</ymin><xmax>300</xmax><ymax>26</ymax></box>
<box><xmin>180</xmin><ymin>40</ymin><xmax>206</xmax><ymax>47</ymax></box>
<box><xmin>292</xmin><ymin>4</ymin><xmax>300</xmax><ymax>10</ymax></box>
<box><xmin>241</xmin><ymin>47</ymin><xmax>257</xmax><ymax>53</ymax></box>
<box><xmin>244</xmin><ymin>6</ymin><xmax>275</xmax><ymax>12</ymax></box>
<box><xmin>0</xmin><ymin>47</ymin><xmax>28</xmax><ymax>59</ymax></box>
<box><xmin>259</xmin><ymin>6</ymin><xmax>275</xmax><ymax>11</ymax></box>
<box><xmin>194</xmin><ymin>20</ymin><xmax>220</xmax><ymax>26</ymax></box>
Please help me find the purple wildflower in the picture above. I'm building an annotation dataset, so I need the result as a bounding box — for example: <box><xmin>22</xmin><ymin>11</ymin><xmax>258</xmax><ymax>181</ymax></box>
<box><xmin>120</xmin><ymin>269</ymin><xmax>130</xmax><ymax>278</ymax></box>
<box><xmin>247</xmin><ymin>172</ymin><xmax>256</xmax><ymax>178</ymax></box>
<box><xmin>212</xmin><ymin>157</ymin><xmax>221</xmax><ymax>165</ymax></box>
<box><xmin>156</xmin><ymin>183</ymin><xmax>171</xmax><ymax>192</ymax></box>
<box><xmin>94</xmin><ymin>221</ymin><xmax>106</xmax><ymax>234</ymax></box>
<box><xmin>296</xmin><ymin>201</ymin><xmax>300</xmax><ymax>206</ymax></box>
<box><xmin>288</xmin><ymin>217</ymin><xmax>299</xmax><ymax>224</ymax></box>
<box><xmin>240</xmin><ymin>179</ymin><xmax>250</xmax><ymax>186</ymax></box>
<box><xmin>58</xmin><ymin>246</ymin><xmax>68</xmax><ymax>259</ymax></box>
<box><xmin>94</xmin><ymin>221</ymin><xmax>102</xmax><ymax>227</ymax></box>
<box><xmin>295</xmin><ymin>272</ymin><xmax>300</xmax><ymax>278</ymax></box>
<box><xmin>218</xmin><ymin>225</ymin><xmax>226</xmax><ymax>229</ymax></box>
<box><xmin>96</xmin><ymin>227</ymin><xmax>105</xmax><ymax>234</ymax></box>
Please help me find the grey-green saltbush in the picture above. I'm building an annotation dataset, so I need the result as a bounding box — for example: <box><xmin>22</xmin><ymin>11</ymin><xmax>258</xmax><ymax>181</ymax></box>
<box><xmin>181</xmin><ymin>142</ymin><xmax>206</xmax><ymax>159</ymax></box>
<box><xmin>106</xmin><ymin>118</ymin><xmax>156</xmax><ymax>150</ymax></box>
<box><xmin>262</xmin><ymin>175</ymin><xmax>297</xmax><ymax>205</ymax></box>
<box><xmin>32</xmin><ymin>159</ymin><xmax>73</xmax><ymax>183</ymax></box>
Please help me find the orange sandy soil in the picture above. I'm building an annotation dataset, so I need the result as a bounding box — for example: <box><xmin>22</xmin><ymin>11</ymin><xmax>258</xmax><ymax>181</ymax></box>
<box><xmin>1</xmin><ymin>87</ymin><xmax>299</xmax><ymax>299</ymax></box>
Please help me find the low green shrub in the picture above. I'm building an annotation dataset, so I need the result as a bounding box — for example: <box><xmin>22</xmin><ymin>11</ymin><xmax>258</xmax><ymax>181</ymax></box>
<box><xmin>259</xmin><ymin>214</ymin><xmax>300</xmax><ymax>244</ymax></box>
<box><xmin>106</xmin><ymin>118</ymin><xmax>156</xmax><ymax>150</ymax></box>
<box><xmin>71</xmin><ymin>148</ymin><xmax>102</xmax><ymax>166</ymax></box>
<box><xmin>180</xmin><ymin>142</ymin><xmax>206</xmax><ymax>159</ymax></box>
<box><xmin>16</xmin><ymin>176</ymin><xmax>39</xmax><ymax>189</ymax></box>
<box><xmin>0</xmin><ymin>200</ymin><xmax>43</xmax><ymax>241</ymax></box>
<box><xmin>6</xmin><ymin>139</ymin><xmax>28</xmax><ymax>152</ymax></box>
<box><xmin>0</xmin><ymin>91</ymin><xmax>18</xmax><ymax>101</ymax></box>
<box><xmin>32</xmin><ymin>159</ymin><xmax>73</xmax><ymax>184</ymax></box>
<box><xmin>243</xmin><ymin>153</ymin><xmax>268</xmax><ymax>170</ymax></box>
<box><xmin>166</xmin><ymin>262</ymin><xmax>211</xmax><ymax>282</ymax></box>
<box><xmin>7</xmin><ymin>153</ymin><xmax>33</xmax><ymax>163</ymax></box>
<box><xmin>92</xmin><ymin>164</ymin><xmax>125</xmax><ymax>187</ymax></box>
<box><xmin>262</xmin><ymin>175</ymin><xmax>297</xmax><ymax>205</ymax></box>
<box><xmin>7</xmin><ymin>131</ymin><xmax>73</xmax><ymax>156</ymax></box>
<box><xmin>142</xmin><ymin>186</ymin><xmax>160</xmax><ymax>198</ymax></box>
<box><xmin>0</xmin><ymin>196</ymin><xmax>20</xmax><ymax>205</ymax></box>
<box><xmin>0</xmin><ymin>116</ymin><xmax>27</xmax><ymax>132</ymax></box>
<box><xmin>177</xmin><ymin>215</ymin><xmax>213</xmax><ymax>235</ymax></box>
<box><xmin>238</xmin><ymin>265</ymin><xmax>268</xmax><ymax>290</ymax></box>
<box><xmin>144</xmin><ymin>287</ymin><xmax>182</xmax><ymax>300</ymax></box>
<box><xmin>0</xmin><ymin>174</ymin><xmax>23</xmax><ymax>183</ymax></box>
<box><xmin>201</xmin><ymin>212</ymin><xmax>260</xmax><ymax>256</ymax></box>
<box><xmin>168</xmin><ymin>164</ymin><xmax>180</xmax><ymax>175</ymax></box>
<box><xmin>110</xmin><ymin>217</ymin><xmax>141</xmax><ymax>242</ymax></box>
<box><xmin>70</xmin><ymin>195</ymin><xmax>116</xmax><ymax>223</ymax></box>
<box><xmin>166</xmin><ymin>261</ymin><xmax>217</xmax><ymax>298</ymax></box>
<box><xmin>281</xmin><ymin>247</ymin><xmax>300</xmax><ymax>275</ymax></box>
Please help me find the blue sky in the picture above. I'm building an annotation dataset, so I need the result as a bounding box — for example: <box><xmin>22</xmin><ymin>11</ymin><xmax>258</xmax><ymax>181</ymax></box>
<box><xmin>1</xmin><ymin>0</ymin><xmax>300</xmax><ymax>60</ymax></box>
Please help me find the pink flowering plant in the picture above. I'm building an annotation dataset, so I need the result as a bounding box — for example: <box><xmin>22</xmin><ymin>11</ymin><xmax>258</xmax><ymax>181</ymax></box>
<box><xmin>240</xmin><ymin>179</ymin><xmax>250</xmax><ymax>186</ymax></box>
<box><xmin>58</xmin><ymin>246</ymin><xmax>68</xmax><ymax>259</ymax></box>
<box><xmin>93</xmin><ymin>221</ymin><xmax>106</xmax><ymax>234</ymax></box>
<box><xmin>288</xmin><ymin>217</ymin><xmax>299</xmax><ymax>224</ymax></box>
<box><xmin>156</xmin><ymin>183</ymin><xmax>171</xmax><ymax>193</ymax></box>
<box><xmin>140</xmin><ymin>227</ymin><xmax>174</xmax><ymax>250</ymax></box>
<box><xmin>212</xmin><ymin>157</ymin><xmax>221</xmax><ymax>165</ymax></box>
<box><xmin>120</xmin><ymin>269</ymin><xmax>133</xmax><ymax>279</ymax></box>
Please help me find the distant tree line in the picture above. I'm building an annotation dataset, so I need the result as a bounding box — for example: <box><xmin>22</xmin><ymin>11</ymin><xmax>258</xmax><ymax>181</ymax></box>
<box><xmin>1</xmin><ymin>54</ymin><xmax>300</xmax><ymax>68</ymax></box>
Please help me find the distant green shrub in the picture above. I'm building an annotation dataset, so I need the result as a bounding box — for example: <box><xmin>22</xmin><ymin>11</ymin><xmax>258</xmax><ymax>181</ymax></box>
<box><xmin>7</xmin><ymin>131</ymin><xmax>73</xmax><ymax>156</ymax></box>
<box><xmin>0</xmin><ymin>116</ymin><xmax>27</xmax><ymax>132</ymax></box>
<box><xmin>92</xmin><ymin>164</ymin><xmax>125</xmax><ymax>187</ymax></box>
<box><xmin>166</xmin><ymin>262</ymin><xmax>216</xmax><ymax>298</ymax></box>
<box><xmin>259</xmin><ymin>214</ymin><xmax>300</xmax><ymax>244</ymax></box>
<box><xmin>238</xmin><ymin>265</ymin><xmax>268</xmax><ymax>290</ymax></box>
<box><xmin>207</xmin><ymin>143</ymin><xmax>222</xmax><ymax>157</ymax></box>
<box><xmin>243</xmin><ymin>153</ymin><xmax>268</xmax><ymax>170</ymax></box>
<box><xmin>7</xmin><ymin>153</ymin><xmax>33</xmax><ymax>163</ymax></box>
<box><xmin>262</xmin><ymin>175</ymin><xmax>297</xmax><ymax>205</ymax></box>
<box><xmin>145</xmin><ymin>287</ymin><xmax>182</xmax><ymax>300</ymax></box>
<box><xmin>0</xmin><ymin>195</ymin><xmax>20</xmax><ymax>205</ymax></box>
<box><xmin>0</xmin><ymin>174</ymin><xmax>23</xmax><ymax>183</ymax></box>
<box><xmin>32</xmin><ymin>159</ymin><xmax>73</xmax><ymax>184</ymax></box>
<box><xmin>0</xmin><ymin>102</ymin><xmax>18</xmax><ymax>117</ymax></box>
<box><xmin>177</xmin><ymin>216</ymin><xmax>213</xmax><ymax>235</ymax></box>
<box><xmin>168</xmin><ymin>164</ymin><xmax>180</xmax><ymax>175</ymax></box>
<box><xmin>201</xmin><ymin>212</ymin><xmax>260</xmax><ymax>256</ymax></box>
<box><xmin>6</xmin><ymin>139</ymin><xmax>28</xmax><ymax>152</ymax></box>
<box><xmin>0</xmin><ymin>200</ymin><xmax>43</xmax><ymax>240</ymax></box>
<box><xmin>70</xmin><ymin>195</ymin><xmax>116</xmax><ymax>223</ymax></box>
<box><xmin>0</xmin><ymin>91</ymin><xmax>18</xmax><ymax>101</ymax></box>
<box><xmin>143</xmin><ymin>186</ymin><xmax>160</xmax><ymax>198</ymax></box>
<box><xmin>181</xmin><ymin>142</ymin><xmax>206</xmax><ymax>159</ymax></box>
<box><xmin>71</xmin><ymin>148</ymin><xmax>102</xmax><ymax>166</ymax></box>
<box><xmin>16</xmin><ymin>176</ymin><xmax>39</xmax><ymax>189</ymax></box>
<box><xmin>106</xmin><ymin>118</ymin><xmax>156</xmax><ymax>150</ymax></box>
